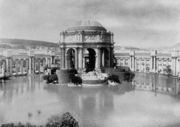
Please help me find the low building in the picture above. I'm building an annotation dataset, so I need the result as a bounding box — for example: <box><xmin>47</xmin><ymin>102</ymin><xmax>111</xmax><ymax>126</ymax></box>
<box><xmin>114</xmin><ymin>49</ymin><xmax>180</xmax><ymax>76</ymax></box>
<box><xmin>0</xmin><ymin>39</ymin><xmax>60</xmax><ymax>79</ymax></box>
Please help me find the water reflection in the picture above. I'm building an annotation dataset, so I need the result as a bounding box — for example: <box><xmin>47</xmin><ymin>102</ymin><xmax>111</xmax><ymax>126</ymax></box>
<box><xmin>0</xmin><ymin>74</ymin><xmax>180</xmax><ymax>127</ymax></box>
<box><xmin>134</xmin><ymin>72</ymin><xmax>180</xmax><ymax>97</ymax></box>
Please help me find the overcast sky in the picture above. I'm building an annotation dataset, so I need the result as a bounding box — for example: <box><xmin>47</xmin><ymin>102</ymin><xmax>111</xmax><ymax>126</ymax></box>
<box><xmin>0</xmin><ymin>0</ymin><xmax>180</xmax><ymax>48</ymax></box>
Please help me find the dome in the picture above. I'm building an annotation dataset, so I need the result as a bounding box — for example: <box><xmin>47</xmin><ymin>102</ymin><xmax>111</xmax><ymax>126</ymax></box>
<box><xmin>66</xmin><ymin>20</ymin><xmax>106</xmax><ymax>32</ymax></box>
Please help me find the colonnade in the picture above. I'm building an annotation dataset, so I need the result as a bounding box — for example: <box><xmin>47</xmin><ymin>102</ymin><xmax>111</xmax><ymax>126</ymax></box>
<box><xmin>60</xmin><ymin>46</ymin><xmax>113</xmax><ymax>71</ymax></box>
<box><xmin>0</xmin><ymin>55</ymin><xmax>54</xmax><ymax>79</ymax></box>
<box><xmin>116</xmin><ymin>50</ymin><xmax>180</xmax><ymax>76</ymax></box>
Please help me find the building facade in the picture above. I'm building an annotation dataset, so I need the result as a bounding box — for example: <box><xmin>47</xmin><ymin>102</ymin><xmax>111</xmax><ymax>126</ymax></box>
<box><xmin>115</xmin><ymin>50</ymin><xmax>180</xmax><ymax>76</ymax></box>
<box><xmin>59</xmin><ymin>20</ymin><xmax>114</xmax><ymax>72</ymax></box>
<box><xmin>0</xmin><ymin>39</ymin><xmax>60</xmax><ymax>79</ymax></box>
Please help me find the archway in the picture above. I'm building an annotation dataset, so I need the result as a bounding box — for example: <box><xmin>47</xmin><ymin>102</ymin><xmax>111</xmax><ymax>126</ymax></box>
<box><xmin>35</xmin><ymin>58</ymin><xmax>40</xmax><ymax>73</ymax></box>
<box><xmin>16</xmin><ymin>59</ymin><xmax>21</xmax><ymax>74</ymax></box>
<box><xmin>85</xmin><ymin>48</ymin><xmax>96</xmax><ymax>72</ymax></box>
<box><xmin>66</xmin><ymin>48</ymin><xmax>75</xmax><ymax>69</ymax></box>
<box><xmin>101</xmin><ymin>48</ymin><xmax>109</xmax><ymax>67</ymax></box>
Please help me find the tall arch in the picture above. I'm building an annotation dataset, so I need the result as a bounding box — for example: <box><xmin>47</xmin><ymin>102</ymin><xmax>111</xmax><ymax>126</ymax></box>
<box><xmin>0</xmin><ymin>60</ymin><xmax>6</xmax><ymax>75</ymax></box>
<box><xmin>84</xmin><ymin>48</ymin><xmax>96</xmax><ymax>72</ymax></box>
<box><xmin>35</xmin><ymin>58</ymin><xmax>41</xmax><ymax>73</ymax></box>
<box><xmin>16</xmin><ymin>59</ymin><xmax>21</xmax><ymax>74</ymax></box>
<box><xmin>101</xmin><ymin>48</ymin><xmax>109</xmax><ymax>67</ymax></box>
<box><xmin>66</xmin><ymin>48</ymin><xmax>75</xmax><ymax>69</ymax></box>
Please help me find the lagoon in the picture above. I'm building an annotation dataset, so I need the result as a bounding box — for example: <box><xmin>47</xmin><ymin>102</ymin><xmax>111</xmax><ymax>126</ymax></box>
<box><xmin>0</xmin><ymin>73</ymin><xmax>180</xmax><ymax>127</ymax></box>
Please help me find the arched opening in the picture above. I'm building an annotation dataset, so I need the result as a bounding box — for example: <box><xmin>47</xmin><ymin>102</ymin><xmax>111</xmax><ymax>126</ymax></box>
<box><xmin>85</xmin><ymin>48</ymin><xmax>96</xmax><ymax>72</ymax></box>
<box><xmin>42</xmin><ymin>58</ymin><xmax>46</xmax><ymax>67</ymax></box>
<box><xmin>101</xmin><ymin>48</ymin><xmax>109</xmax><ymax>67</ymax></box>
<box><xmin>12</xmin><ymin>59</ymin><xmax>16</xmax><ymax>74</ymax></box>
<box><xmin>25</xmin><ymin>59</ymin><xmax>29</xmax><ymax>73</ymax></box>
<box><xmin>16</xmin><ymin>59</ymin><xmax>21</xmax><ymax>74</ymax></box>
<box><xmin>39</xmin><ymin>58</ymin><xmax>44</xmax><ymax>72</ymax></box>
<box><xmin>20</xmin><ymin>59</ymin><xmax>24</xmax><ymax>74</ymax></box>
<box><xmin>0</xmin><ymin>60</ymin><xmax>6</xmax><ymax>75</ymax></box>
<box><xmin>35</xmin><ymin>58</ymin><xmax>40</xmax><ymax>73</ymax></box>
<box><xmin>66</xmin><ymin>48</ymin><xmax>75</xmax><ymax>69</ymax></box>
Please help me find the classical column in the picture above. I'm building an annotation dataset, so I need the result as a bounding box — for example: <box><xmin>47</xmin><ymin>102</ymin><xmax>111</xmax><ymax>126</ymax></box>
<box><xmin>82</xmin><ymin>48</ymin><xmax>85</xmax><ymax>69</ymax></box>
<box><xmin>75</xmin><ymin>48</ymin><xmax>78</xmax><ymax>69</ymax></box>
<box><xmin>28</xmin><ymin>57</ymin><xmax>32</xmax><ymax>74</ymax></box>
<box><xmin>151</xmin><ymin>50</ymin><xmax>157</xmax><ymax>73</ymax></box>
<box><xmin>108</xmin><ymin>48</ymin><xmax>111</xmax><ymax>67</ymax></box>
<box><xmin>26</xmin><ymin>58</ymin><xmax>29</xmax><ymax>73</ymax></box>
<box><xmin>150</xmin><ymin>56</ymin><xmax>154</xmax><ymax>72</ymax></box>
<box><xmin>20</xmin><ymin>59</ymin><xmax>24</xmax><ymax>74</ymax></box>
<box><xmin>45</xmin><ymin>57</ymin><xmax>48</xmax><ymax>66</ymax></box>
<box><xmin>95</xmin><ymin>48</ymin><xmax>101</xmax><ymax>69</ymax></box>
<box><xmin>28</xmin><ymin>56</ymin><xmax>34</xmax><ymax>74</ymax></box>
<box><xmin>37</xmin><ymin>58</ymin><xmax>40</xmax><ymax>73</ymax></box>
<box><xmin>154</xmin><ymin>56</ymin><xmax>157</xmax><ymax>73</ymax></box>
<box><xmin>1</xmin><ymin>60</ymin><xmax>5</xmax><ymax>76</ymax></box>
<box><xmin>78</xmin><ymin>48</ymin><xmax>83</xmax><ymax>69</ymax></box>
<box><xmin>172</xmin><ymin>56</ymin><xmax>177</xmax><ymax>76</ymax></box>
<box><xmin>5</xmin><ymin>57</ymin><xmax>9</xmax><ymax>76</ymax></box>
<box><xmin>51</xmin><ymin>56</ymin><xmax>55</xmax><ymax>64</ymax></box>
<box><xmin>49</xmin><ymin>57</ymin><xmax>52</xmax><ymax>67</ymax></box>
<box><xmin>78</xmin><ymin>48</ymin><xmax>81</xmax><ymax>69</ymax></box>
<box><xmin>9</xmin><ymin>58</ymin><xmax>12</xmax><ymax>75</ymax></box>
<box><xmin>61</xmin><ymin>47</ymin><xmax>66</xmax><ymax>69</ymax></box>
<box><xmin>177</xmin><ymin>59</ymin><xmax>180</xmax><ymax>77</ymax></box>
<box><xmin>98</xmin><ymin>48</ymin><xmax>101</xmax><ymax>68</ymax></box>
<box><xmin>109</xmin><ymin>47</ymin><xmax>113</xmax><ymax>67</ymax></box>
<box><xmin>65</xmin><ymin>52</ymin><xmax>68</xmax><ymax>69</ymax></box>
<box><xmin>15</xmin><ymin>59</ymin><xmax>19</xmax><ymax>74</ymax></box>
<box><xmin>130</xmin><ymin>51</ymin><xmax>135</xmax><ymax>71</ymax></box>
<box><xmin>102</xmin><ymin>50</ymin><xmax>104</xmax><ymax>67</ymax></box>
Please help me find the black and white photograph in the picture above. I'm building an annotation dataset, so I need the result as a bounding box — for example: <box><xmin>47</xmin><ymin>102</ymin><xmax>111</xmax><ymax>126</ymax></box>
<box><xmin>0</xmin><ymin>0</ymin><xmax>180</xmax><ymax>127</ymax></box>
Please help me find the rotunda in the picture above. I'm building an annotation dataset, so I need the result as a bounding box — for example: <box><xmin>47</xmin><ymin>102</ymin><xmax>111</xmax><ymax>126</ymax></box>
<box><xmin>59</xmin><ymin>20</ymin><xmax>114</xmax><ymax>72</ymax></box>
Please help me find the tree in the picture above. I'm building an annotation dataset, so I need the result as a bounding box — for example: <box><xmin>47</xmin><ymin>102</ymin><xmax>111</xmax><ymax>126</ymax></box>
<box><xmin>71</xmin><ymin>76</ymin><xmax>82</xmax><ymax>85</ymax></box>
<box><xmin>163</xmin><ymin>65</ymin><xmax>172</xmax><ymax>76</ymax></box>
<box><xmin>107</xmin><ymin>75</ymin><xmax>121</xmax><ymax>83</ymax></box>
<box><xmin>124</xmin><ymin>71</ymin><xmax>135</xmax><ymax>82</ymax></box>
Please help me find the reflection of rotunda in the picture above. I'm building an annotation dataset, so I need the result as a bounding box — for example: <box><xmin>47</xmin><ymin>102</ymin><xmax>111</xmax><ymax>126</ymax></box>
<box><xmin>59</xmin><ymin>20</ymin><xmax>114</xmax><ymax>72</ymax></box>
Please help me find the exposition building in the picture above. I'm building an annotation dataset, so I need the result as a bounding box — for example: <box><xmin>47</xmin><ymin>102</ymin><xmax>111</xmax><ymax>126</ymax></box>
<box><xmin>59</xmin><ymin>20</ymin><xmax>114</xmax><ymax>72</ymax></box>
<box><xmin>115</xmin><ymin>49</ymin><xmax>180</xmax><ymax>76</ymax></box>
<box><xmin>0</xmin><ymin>39</ymin><xmax>60</xmax><ymax>79</ymax></box>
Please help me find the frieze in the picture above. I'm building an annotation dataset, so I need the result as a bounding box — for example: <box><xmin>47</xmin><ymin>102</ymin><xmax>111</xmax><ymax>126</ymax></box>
<box><xmin>65</xmin><ymin>34</ymin><xmax>82</xmax><ymax>42</ymax></box>
<box><xmin>84</xmin><ymin>35</ymin><xmax>101</xmax><ymax>42</ymax></box>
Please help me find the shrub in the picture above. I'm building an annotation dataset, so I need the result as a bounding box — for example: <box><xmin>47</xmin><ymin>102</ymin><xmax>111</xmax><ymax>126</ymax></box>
<box><xmin>124</xmin><ymin>71</ymin><xmax>135</xmax><ymax>82</ymax></box>
<box><xmin>163</xmin><ymin>65</ymin><xmax>172</xmax><ymax>76</ymax></box>
<box><xmin>47</xmin><ymin>74</ymin><xmax>58</xmax><ymax>84</ymax></box>
<box><xmin>107</xmin><ymin>75</ymin><xmax>121</xmax><ymax>83</ymax></box>
<box><xmin>2</xmin><ymin>112</ymin><xmax>79</xmax><ymax>127</ymax></box>
<box><xmin>71</xmin><ymin>76</ymin><xmax>82</xmax><ymax>85</ymax></box>
<box><xmin>46</xmin><ymin>112</ymin><xmax>79</xmax><ymax>127</ymax></box>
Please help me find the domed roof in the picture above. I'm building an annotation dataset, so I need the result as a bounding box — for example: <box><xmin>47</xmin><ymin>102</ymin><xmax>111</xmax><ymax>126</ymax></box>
<box><xmin>66</xmin><ymin>20</ymin><xmax>106</xmax><ymax>32</ymax></box>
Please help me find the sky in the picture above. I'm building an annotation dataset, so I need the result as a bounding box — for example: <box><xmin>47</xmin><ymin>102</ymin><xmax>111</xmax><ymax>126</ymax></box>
<box><xmin>0</xmin><ymin>0</ymin><xmax>180</xmax><ymax>48</ymax></box>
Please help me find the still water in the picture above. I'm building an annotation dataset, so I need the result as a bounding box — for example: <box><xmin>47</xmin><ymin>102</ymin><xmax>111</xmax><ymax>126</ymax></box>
<box><xmin>0</xmin><ymin>73</ymin><xmax>180</xmax><ymax>127</ymax></box>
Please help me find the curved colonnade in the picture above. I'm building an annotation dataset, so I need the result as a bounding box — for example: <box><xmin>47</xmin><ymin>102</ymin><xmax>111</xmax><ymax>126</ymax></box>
<box><xmin>0</xmin><ymin>49</ymin><xmax>58</xmax><ymax>79</ymax></box>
